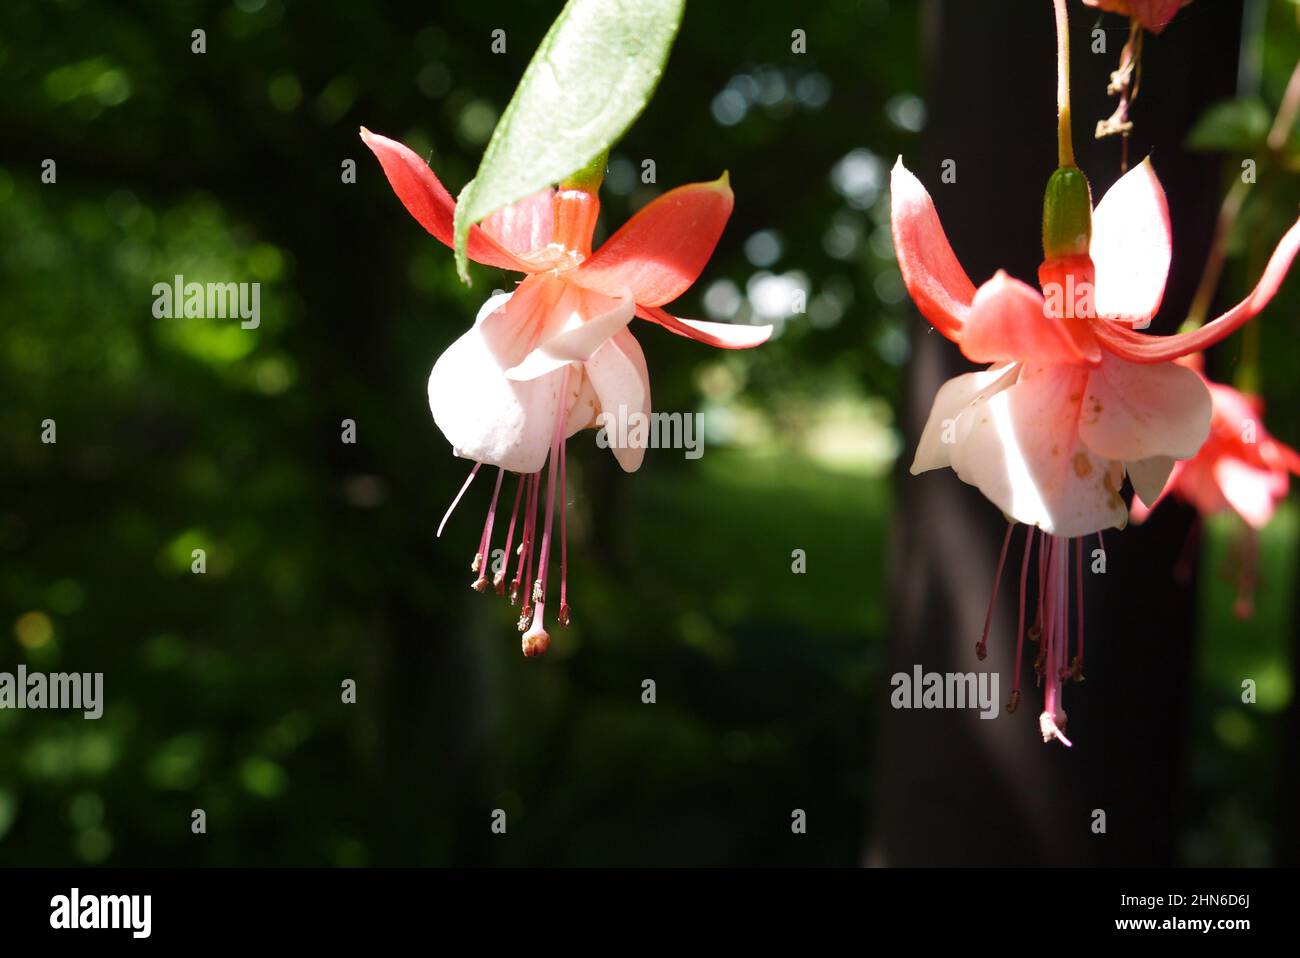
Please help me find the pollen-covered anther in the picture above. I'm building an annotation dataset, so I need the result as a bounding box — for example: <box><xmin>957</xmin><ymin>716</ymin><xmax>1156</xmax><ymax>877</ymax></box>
<box><xmin>492</xmin><ymin>571</ymin><xmax>506</xmax><ymax>594</ymax></box>
<box><xmin>974</xmin><ymin>640</ymin><xmax>988</xmax><ymax>661</ymax></box>
<box><xmin>1070</xmin><ymin>656</ymin><xmax>1085</xmax><ymax>683</ymax></box>
<box><xmin>532</xmin><ymin>579</ymin><xmax>543</xmax><ymax>604</ymax></box>
<box><xmin>1033</xmin><ymin>649</ymin><xmax>1046</xmax><ymax>674</ymax></box>
<box><xmin>558</xmin><ymin>602</ymin><xmax>571</xmax><ymax>627</ymax></box>
<box><xmin>1028</xmin><ymin>623</ymin><xmax>1041</xmax><ymax>642</ymax></box>
<box><xmin>1007</xmin><ymin>690</ymin><xmax>1021</xmax><ymax>714</ymax></box>
<box><xmin>517</xmin><ymin>612</ymin><xmax>531</xmax><ymax>632</ymax></box>
<box><xmin>470</xmin><ymin>552</ymin><xmax>483</xmax><ymax>574</ymax></box>
<box><xmin>509</xmin><ymin>582</ymin><xmax>520</xmax><ymax>605</ymax></box>
<box><xmin>470</xmin><ymin>575</ymin><xmax>489</xmax><ymax>592</ymax></box>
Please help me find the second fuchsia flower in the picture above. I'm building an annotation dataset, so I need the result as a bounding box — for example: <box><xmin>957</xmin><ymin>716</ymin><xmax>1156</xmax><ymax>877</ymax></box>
<box><xmin>1082</xmin><ymin>0</ymin><xmax>1190</xmax><ymax>35</ymax></box>
<box><xmin>892</xmin><ymin>155</ymin><xmax>1300</xmax><ymax>743</ymax></box>
<box><xmin>1132</xmin><ymin>359</ymin><xmax>1300</xmax><ymax>616</ymax></box>
<box><xmin>362</xmin><ymin>129</ymin><xmax>770</xmax><ymax>655</ymax></box>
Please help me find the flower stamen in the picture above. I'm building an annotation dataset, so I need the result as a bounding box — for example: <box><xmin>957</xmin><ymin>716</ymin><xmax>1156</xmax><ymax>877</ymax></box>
<box><xmin>495</xmin><ymin>474</ymin><xmax>526</xmax><ymax>594</ymax></box>
<box><xmin>558</xmin><ymin>441</ymin><xmax>571</xmax><ymax>627</ymax></box>
<box><xmin>1010</xmin><ymin>526</ymin><xmax>1036</xmax><ymax>711</ymax></box>
<box><xmin>521</xmin><ymin>367</ymin><xmax>572</xmax><ymax>655</ymax></box>
<box><xmin>976</xmin><ymin>523</ymin><xmax>1015</xmax><ymax>661</ymax></box>
<box><xmin>471</xmin><ymin>468</ymin><xmax>505</xmax><ymax>591</ymax></box>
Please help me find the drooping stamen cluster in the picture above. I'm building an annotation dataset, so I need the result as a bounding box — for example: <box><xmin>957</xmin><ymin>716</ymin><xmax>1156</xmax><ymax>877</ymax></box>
<box><xmin>977</xmin><ymin>524</ymin><xmax>1101</xmax><ymax>747</ymax></box>
<box><xmin>439</xmin><ymin>389</ymin><xmax>575</xmax><ymax>657</ymax></box>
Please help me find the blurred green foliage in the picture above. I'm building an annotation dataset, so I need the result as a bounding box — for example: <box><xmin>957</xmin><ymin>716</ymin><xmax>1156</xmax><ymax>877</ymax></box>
<box><xmin>0</xmin><ymin>0</ymin><xmax>1295</xmax><ymax>865</ymax></box>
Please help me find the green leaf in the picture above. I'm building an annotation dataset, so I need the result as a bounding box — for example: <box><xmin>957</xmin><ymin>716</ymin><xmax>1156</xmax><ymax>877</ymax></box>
<box><xmin>1186</xmin><ymin>98</ymin><xmax>1271</xmax><ymax>153</ymax></box>
<box><xmin>452</xmin><ymin>0</ymin><xmax>685</xmax><ymax>282</ymax></box>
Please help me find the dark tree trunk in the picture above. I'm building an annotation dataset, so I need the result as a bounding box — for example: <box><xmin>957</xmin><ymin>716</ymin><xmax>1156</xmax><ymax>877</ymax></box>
<box><xmin>870</xmin><ymin>0</ymin><xmax>1241</xmax><ymax>866</ymax></box>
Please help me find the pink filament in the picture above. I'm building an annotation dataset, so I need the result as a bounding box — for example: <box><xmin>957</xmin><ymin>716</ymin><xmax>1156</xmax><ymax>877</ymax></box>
<box><xmin>1013</xmin><ymin>526</ymin><xmax>1036</xmax><ymax>696</ymax></box>
<box><xmin>497</xmin><ymin>473</ymin><xmax>526</xmax><ymax>594</ymax></box>
<box><xmin>559</xmin><ymin>441</ymin><xmax>570</xmax><ymax>613</ymax></box>
<box><xmin>474</xmin><ymin>468</ymin><xmax>505</xmax><ymax>577</ymax></box>
<box><xmin>437</xmin><ymin>461</ymin><xmax>481</xmax><ymax>539</ymax></box>
<box><xmin>977</xmin><ymin>524</ymin><xmax>1015</xmax><ymax>659</ymax></box>
<box><xmin>520</xmin><ymin>473</ymin><xmax>540</xmax><ymax>615</ymax></box>
<box><xmin>1074</xmin><ymin>536</ymin><xmax>1084</xmax><ymax>676</ymax></box>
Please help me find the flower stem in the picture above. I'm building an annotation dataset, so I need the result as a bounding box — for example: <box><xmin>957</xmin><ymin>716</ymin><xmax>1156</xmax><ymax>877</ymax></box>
<box><xmin>1054</xmin><ymin>0</ymin><xmax>1075</xmax><ymax>168</ymax></box>
<box><xmin>1184</xmin><ymin>57</ymin><xmax>1300</xmax><ymax>334</ymax></box>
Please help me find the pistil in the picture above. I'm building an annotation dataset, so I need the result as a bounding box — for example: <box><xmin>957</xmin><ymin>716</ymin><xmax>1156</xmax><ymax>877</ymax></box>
<box><xmin>522</xmin><ymin>368</ymin><xmax>573</xmax><ymax>655</ymax></box>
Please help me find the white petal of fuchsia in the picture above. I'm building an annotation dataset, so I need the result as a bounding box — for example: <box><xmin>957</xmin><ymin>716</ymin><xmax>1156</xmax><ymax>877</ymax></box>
<box><xmin>889</xmin><ymin>158</ymin><xmax>976</xmax><ymax>339</ymax></box>
<box><xmin>949</xmin><ymin>363</ymin><xmax>1129</xmax><ymax>537</ymax></box>
<box><xmin>1091</xmin><ymin>158</ymin><xmax>1172</xmax><ymax>325</ymax></box>
<box><xmin>584</xmin><ymin>328</ymin><xmax>651</xmax><ymax>473</ymax></box>
<box><xmin>1213</xmin><ymin>457</ymin><xmax>1287</xmax><ymax>529</ymax></box>
<box><xmin>1126</xmin><ymin>455</ymin><xmax>1176</xmax><ymax>508</ymax></box>
<box><xmin>505</xmin><ymin>285</ymin><xmax>635</xmax><ymax>381</ymax></box>
<box><xmin>564</xmin><ymin>367</ymin><xmax>601</xmax><ymax>436</ymax></box>
<box><xmin>426</xmin><ymin>291</ymin><xmax>568</xmax><ymax>474</ymax></box>
<box><xmin>1077</xmin><ymin>353</ymin><xmax>1211</xmax><ymax>461</ymax></box>
<box><xmin>911</xmin><ymin>364</ymin><xmax>1019</xmax><ymax>474</ymax></box>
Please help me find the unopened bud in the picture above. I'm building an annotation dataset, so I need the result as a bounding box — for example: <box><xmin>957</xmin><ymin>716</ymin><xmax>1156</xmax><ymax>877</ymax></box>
<box><xmin>1042</xmin><ymin>165</ymin><xmax>1093</xmax><ymax>260</ymax></box>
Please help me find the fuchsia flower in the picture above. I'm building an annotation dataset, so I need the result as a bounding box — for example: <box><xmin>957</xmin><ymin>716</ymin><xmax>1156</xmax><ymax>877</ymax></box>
<box><xmin>1082</xmin><ymin>0</ymin><xmax>1191</xmax><ymax>34</ymax></box>
<box><xmin>361</xmin><ymin>129</ymin><xmax>770</xmax><ymax>655</ymax></box>
<box><xmin>1132</xmin><ymin>358</ymin><xmax>1300</xmax><ymax>615</ymax></box>
<box><xmin>892</xmin><ymin>155</ymin><xmax>1300</xmax><ymax>743</ymax></box>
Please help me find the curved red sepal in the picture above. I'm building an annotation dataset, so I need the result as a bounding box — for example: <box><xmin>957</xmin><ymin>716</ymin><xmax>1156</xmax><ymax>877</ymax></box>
<box><xmin>360</xmin><ymin>128</ymin><xmax>534</xmax><ymax>272</ymax></box>
<box><xmin>636</xmin><ymin>305</ymin><xmax>772</xmax><ymax>349</ymax></box>
<box><xmin>1091</xmin><ymin>217</ymin><xmax>1300</xmax><ymax>363</ymax></box>
<box><xmin>577</xmin><ymin>175</ymin><xmax>734</xmax><ymax>308</ymax></box>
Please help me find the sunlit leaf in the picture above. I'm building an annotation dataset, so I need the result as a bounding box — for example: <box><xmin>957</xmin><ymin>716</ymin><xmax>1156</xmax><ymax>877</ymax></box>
<box><xmin>1186</xmin><ymin>98</ymin><xmax>1271</xmax><ymax>153</ymax></box>
<box><xmin>452</xmin><ymin>0</ymin><xmax>684</xmax><ymax>282</ymax></box>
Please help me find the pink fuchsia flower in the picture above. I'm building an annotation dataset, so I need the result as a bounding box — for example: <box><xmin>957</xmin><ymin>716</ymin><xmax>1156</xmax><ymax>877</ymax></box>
<box><xmin>892</xmin><ymin>155</ymin><xmax>1300</xmax><ymax>742</ymax></box>
<box><xmin>1131</xmin><ymin>358</ymin><xmax>1300</xmax><ymax>615</ymax></box>
<box><xmin>361</xmin><ymin>129</ymin><xmax>770</xmax><ymax>655</ymax></box>
<box><xmin>1082</xmin><ymin>0</ymin><xmax>1191</xmax><ymax>34</ymax></box>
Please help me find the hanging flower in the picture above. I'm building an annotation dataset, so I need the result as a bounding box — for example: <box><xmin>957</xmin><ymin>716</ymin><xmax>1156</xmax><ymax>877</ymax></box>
<box><xmin>892</xmin><ymin>155</ymin><xmax>1300</xmax><ymax>742</ymax></box>
<box><xmin>1082</xmin><ymin>0</ymin><xmax>1191</xmax><ymax>34</ymax></box>
<box><xmin>1131</xmin><ymin>357</ymin><xmax>1300</xmax><ymax>615</ymax></box>
<box><xmin>362</xmin><ymin>129</ymin><xmax>770</xmax><ymax>655</ymax></box>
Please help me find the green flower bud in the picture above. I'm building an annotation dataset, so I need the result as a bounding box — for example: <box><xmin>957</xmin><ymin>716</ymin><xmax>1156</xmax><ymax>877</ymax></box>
<box><xmin>1042</xmin><ymin>165</ymin><xmax>1093</xmax><ymax>260</ymax></box>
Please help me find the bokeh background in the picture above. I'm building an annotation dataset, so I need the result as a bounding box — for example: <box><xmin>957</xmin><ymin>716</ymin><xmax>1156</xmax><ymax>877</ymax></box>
<box><xmin>0</xmin><ymin>0</ymin><xmax>1296</xmax><ymax>866</ymax></box>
